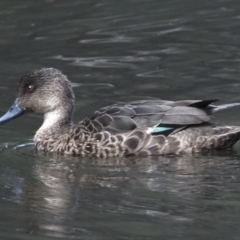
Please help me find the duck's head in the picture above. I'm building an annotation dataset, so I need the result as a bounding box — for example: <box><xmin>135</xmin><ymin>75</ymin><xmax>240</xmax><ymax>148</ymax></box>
<box><xmin>0</xmin><ymin>68</ymin><xmax>75</xmax><ymax>124</ymax></box>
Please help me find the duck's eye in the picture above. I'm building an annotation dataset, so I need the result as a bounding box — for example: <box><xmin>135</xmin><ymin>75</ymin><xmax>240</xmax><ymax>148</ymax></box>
<box><xmin>26</xmin><ymin>85</ymin><xmax>34</xmax><ymax>93</ymax></box>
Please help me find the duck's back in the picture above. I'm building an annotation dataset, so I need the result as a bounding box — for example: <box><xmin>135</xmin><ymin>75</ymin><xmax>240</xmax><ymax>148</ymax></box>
<box><xmin>81</xmin><ymin>99</ymin><xmax>218</xmax><ymax>134</ymax></box>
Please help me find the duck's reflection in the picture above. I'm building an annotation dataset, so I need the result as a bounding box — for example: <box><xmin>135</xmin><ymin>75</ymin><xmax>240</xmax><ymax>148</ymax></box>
<box><xmin>12</xmin><ymin>150</ymin><xmax>240</xmax><ymax>237</ymax></box>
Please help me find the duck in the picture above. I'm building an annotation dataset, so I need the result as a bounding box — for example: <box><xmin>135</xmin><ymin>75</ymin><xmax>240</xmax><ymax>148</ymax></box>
<box><xmin>0</xmin><ymin>67</ymin><xmax>240</xmax><ymax>157</ymax></box>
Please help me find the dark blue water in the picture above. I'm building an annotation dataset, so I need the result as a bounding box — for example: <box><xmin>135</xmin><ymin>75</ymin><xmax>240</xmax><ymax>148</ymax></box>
<box><xmin>1</xmin><ymin>0</ymin><xmax>240</xmax><ymax>239</ymax></box>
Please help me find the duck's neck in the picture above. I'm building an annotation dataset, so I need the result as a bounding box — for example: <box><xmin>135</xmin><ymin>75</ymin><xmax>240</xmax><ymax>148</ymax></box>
<box><xmin>34</xmin><ymin>107</ymin><xmax>74</xmax><ymax>142</ymax></box>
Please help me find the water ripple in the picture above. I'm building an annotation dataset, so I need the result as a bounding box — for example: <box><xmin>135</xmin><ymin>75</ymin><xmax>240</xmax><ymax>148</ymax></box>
<box><xmin>136</xmin><ymin>69</ymin><xmax>166</xmax><ymax>77</ymax></box>
<box><xmin>135</xmin><ymin>47</ymin><xmax>184</xmax><ymax>55</ymax></box>
<box><xmin>80</xmin><ymin>35</ymin><xmax>138</xmax><ymax>44</ymax></box>
<box><xmin>152</xmin><ymin>26</ymin><xmax>192</xmax><ymax>36</ymax></box>
<box><xmin>51</xmin><ymin>55</ymin><xmax>159</xmax><ymax>69</ymax></box>
<box><xmin>72</xmin><ymin>83</ymin><xmax>115</xmax><ymax>90</ymax></box>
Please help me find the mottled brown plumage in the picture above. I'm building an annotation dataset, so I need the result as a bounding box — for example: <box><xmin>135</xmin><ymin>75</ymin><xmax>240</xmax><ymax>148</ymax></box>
<box><xmin>0</xmin><ymin>68</ymin><xmax>240</xmax><ymax>157</ymax></box>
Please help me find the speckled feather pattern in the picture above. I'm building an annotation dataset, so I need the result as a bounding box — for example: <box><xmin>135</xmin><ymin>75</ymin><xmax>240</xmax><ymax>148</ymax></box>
<box><xmin>35</xmin><ymin>123</ymin><xmax>240</xmax><ymax>157</ymax></box>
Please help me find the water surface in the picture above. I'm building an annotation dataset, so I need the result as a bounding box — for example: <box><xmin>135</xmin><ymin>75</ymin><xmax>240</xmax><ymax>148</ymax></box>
<box><xmin>0</xmin><ymin>0</ymin><xmax>240</xmax><ymax>239</ymax></box>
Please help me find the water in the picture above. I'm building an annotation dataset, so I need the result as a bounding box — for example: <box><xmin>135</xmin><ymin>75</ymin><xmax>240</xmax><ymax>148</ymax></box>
<box><xmin>0</xmin><ymin>0</ymin><xmax>240</xmax><ymax>239</ymax></box>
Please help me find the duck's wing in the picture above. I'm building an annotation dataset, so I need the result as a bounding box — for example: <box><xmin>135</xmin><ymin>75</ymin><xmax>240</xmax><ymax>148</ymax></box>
<box><xmin>79</xmin><ymin>99</ymin><xmax>240</xmax><ymax>135</ymax></box>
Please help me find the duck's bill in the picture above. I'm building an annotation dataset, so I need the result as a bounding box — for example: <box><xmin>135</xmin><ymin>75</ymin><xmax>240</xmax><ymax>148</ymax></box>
<box><xmin>0</xmin><ymin>100</ymin><xmax>24</xmax><ymax>124</ymax></box>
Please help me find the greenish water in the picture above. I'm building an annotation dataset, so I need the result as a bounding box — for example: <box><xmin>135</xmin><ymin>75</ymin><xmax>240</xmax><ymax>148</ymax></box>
<box><xmin>1</xmin><ymin>0</ymin><xmax>240</xmax><ymax>239</ymax></box>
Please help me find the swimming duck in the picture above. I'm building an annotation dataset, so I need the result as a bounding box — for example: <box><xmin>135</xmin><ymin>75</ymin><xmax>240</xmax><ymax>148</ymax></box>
<box><xmin>0</xmin><ymin>68</ymin><xmax>240</xmax><ymax>157</ymax></box>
